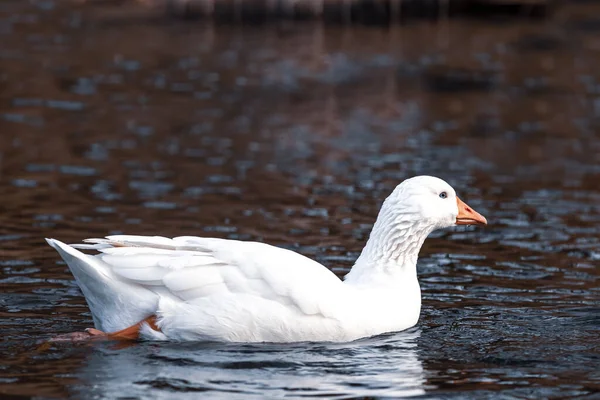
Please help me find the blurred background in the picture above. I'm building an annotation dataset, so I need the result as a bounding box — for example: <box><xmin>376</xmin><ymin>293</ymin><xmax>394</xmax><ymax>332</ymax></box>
<box><xmin>0</xmin><ymin>0</ymin><xmax>598</xmax><ymax>398</ymax></box>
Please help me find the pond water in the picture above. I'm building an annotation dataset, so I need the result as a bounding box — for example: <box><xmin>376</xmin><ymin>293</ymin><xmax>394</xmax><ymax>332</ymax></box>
<box><xmin>0</xmin><ymin>1</ymin><xmax>599</xmax><ymax>398</ymax></box>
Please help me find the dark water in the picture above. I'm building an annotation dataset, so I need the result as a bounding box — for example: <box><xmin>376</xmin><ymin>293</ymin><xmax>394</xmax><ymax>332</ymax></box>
<box><xmin>1</xmin><ymin>1</ymin><xmax>599</xmax><ymax>398</ymax></box>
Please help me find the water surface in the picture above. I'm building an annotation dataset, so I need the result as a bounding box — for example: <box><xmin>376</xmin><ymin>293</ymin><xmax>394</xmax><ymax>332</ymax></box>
<box><xmin>0</xmin><ymin>1</ymin><xmax>599</xmax><ymax>398</ymax></box>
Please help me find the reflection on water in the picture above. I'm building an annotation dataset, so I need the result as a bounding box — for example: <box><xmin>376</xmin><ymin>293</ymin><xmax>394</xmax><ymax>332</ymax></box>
<box><xmin>0</xmin><ymin>0</ymin><xmax>599</xmax><ymax>398</ymax></box>
<box><xmin>72</xmin><ymin>330</ymin><xmax>425</xmax><ymax>399</ymax></box>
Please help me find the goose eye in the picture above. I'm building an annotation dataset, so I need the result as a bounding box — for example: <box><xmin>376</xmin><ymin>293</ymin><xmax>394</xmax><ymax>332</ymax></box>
<box><xmin>439</xmin><ymin>192</ymin><xmax>448</xmax><ymax>199</ymax></box>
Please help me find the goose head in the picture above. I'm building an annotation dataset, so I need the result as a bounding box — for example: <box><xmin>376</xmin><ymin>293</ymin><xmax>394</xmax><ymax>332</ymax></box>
<box><xmin>347</xmin><ymin>175</ymin><xmax>487</xmax><ymax>283</ymax></box>
<box><xmin>384</xmin><ymin>175</ymin><xmax>487</xmax><ymax>231</ymax></box>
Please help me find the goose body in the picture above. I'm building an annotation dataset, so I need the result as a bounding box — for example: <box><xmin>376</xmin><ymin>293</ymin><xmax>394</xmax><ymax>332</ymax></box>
<box><xmin>46</xmin><ymin>176</ymin><xmax>487</xmax><ymax>343</ymax></box>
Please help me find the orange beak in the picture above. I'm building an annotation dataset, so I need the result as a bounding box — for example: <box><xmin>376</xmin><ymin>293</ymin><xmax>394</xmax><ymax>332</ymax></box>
<box><xmin>456</xmin><ymin>197</ymin><xmax>487</xmax><ymax>225</ymax></box>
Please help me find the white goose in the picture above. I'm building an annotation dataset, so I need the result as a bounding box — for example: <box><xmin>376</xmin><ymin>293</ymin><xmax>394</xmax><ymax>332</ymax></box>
<box><xmin>46</xmin><ymin>175</ymin><xmax>486</xmax><ymax>343</ymax></box>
